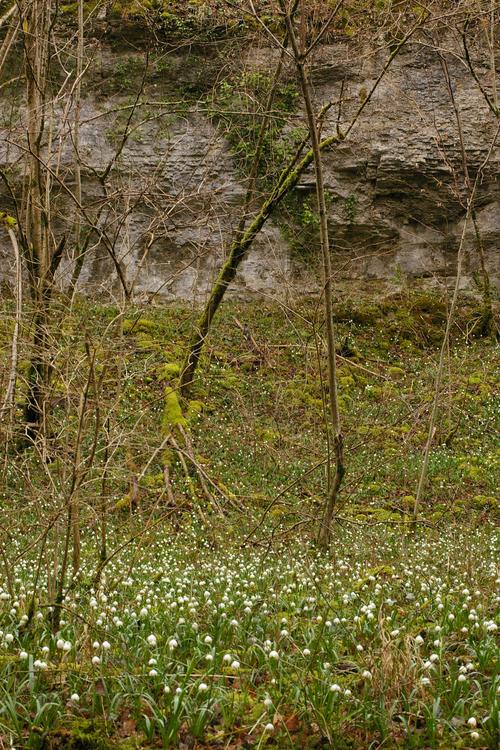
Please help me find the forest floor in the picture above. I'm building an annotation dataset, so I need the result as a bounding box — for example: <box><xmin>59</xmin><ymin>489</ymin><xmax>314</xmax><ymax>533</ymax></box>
<box><xmin>0</xmin><ymin>283</ymin><xmax>498</xmax><ymax>749</ymax></box>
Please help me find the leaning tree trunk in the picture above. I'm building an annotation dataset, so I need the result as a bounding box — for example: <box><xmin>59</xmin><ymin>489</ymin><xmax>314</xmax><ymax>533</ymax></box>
<box><xmin>178</xmin><ymin>22</ymin><xmax>416</xmax><ymax>396</ymax></box>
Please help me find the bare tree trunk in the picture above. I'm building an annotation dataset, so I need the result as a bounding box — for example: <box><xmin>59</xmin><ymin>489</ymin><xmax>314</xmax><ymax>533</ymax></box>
<box><xmin>280</xmin><ymin>0</ymin><xmax>344</xmax><ymax>547</ymax></box>
<box><xmin>67</xmin><ymin>0</ymin><xmax>84</xmax><ymax>301</ymax></box>
<box><xmin>1</xmin><ymin>226</ymin><xmax>22</xmax><ymax>423</ymax></box>
<box><xmin>20</xmin><ymin>0</ymin><xmax>53</xmax><ymax>438</ymax></box>
<box><xmin>0</xmin><ymin>6</ymin><xmax>18</xmax><ymax>80</ymax></box>
<box><xmin>413</xmin><ymin>212</ymin><xmax>469</xmax><ymax>523</ymax></box>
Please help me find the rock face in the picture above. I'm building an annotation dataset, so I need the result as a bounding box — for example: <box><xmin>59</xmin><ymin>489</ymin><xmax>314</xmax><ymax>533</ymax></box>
<box><xmin>0</xmin><ymin>32</ymin><xmax>498</xmax><ymax>300</ymax></box>
<box><xmin>308</xmin><ymin>40</ymin><xmax>499</xmax><ymax>287</ymax></box>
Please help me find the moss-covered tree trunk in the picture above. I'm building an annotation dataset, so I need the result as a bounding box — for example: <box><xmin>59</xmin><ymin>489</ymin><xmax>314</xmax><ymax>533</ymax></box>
<box><xmin>178</xmin><ymin>130</ymin><xmax>343</xmax><ymax>395</ymax></box>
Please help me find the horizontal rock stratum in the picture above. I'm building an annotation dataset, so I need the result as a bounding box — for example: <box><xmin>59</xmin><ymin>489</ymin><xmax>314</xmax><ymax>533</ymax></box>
<box><xmin>0</xmin><ymin>14</ymin><xmax>498</xmax><ymax>300</ymax></box>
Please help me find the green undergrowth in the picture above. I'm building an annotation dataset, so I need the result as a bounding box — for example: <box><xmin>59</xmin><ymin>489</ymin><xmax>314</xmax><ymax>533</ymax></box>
<box><xmin>0</xmin><ymin>284</ymin><xmax>499</xmax><ymax>748</ymax></box>
<box><xmin>0</xmin><ymin>285</ymin><xmax>498</xmax><ymax>525</ymax></box>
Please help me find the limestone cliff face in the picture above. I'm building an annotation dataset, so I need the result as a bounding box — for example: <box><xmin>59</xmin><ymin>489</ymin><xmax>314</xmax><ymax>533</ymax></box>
<box><xmin>0</xmin><ymin>32</ymin><xmax>498</xmax><ymax>300</ymax></box>
<box><xmin>307</xmin><ymin>40</ymin><xmax>499</xmax><ymax>285</ymax></box>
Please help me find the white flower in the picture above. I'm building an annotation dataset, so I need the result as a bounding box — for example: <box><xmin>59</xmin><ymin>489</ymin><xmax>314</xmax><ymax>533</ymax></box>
<box><xmin>231</xmin><ymin>660</ymin><xmax>240</xmax><ymax>670</ymax></box>
<box><xmin>204</xmin><ymin>635</ymin><xmax>213</xmax><ymax>645</ymax></box>
<box><xmin>361</xmin><ymin>670</ymin><xmax>372</xmax><ymax>680</ymax></box>
<box><xmin>19</xmin><ymin>651</ymin><xmax>28</xmax><ymax>660</ymax></box>
<box><xmin>269</xmin><ymin>650</ymin><xmax>279</xmax><ymax>660</ymax></box>
<box><xmin>303</xmin><ymin>648</ymin><xmax>311</xmax><ymax>656</ymax></box>
<box><xmin>467</xmin><ymin>717</ymin><xmax>477</xmax><ymax>728</ymax></box>
<box><xmin>415</xmin><ymin>635</ymin><xmax>424</xmax><ymax>645</ymax></box>
<box><xmin>223</xmin><ymin>653</ymin><xmax>232</xmax><ymax>663</ymax></box>
<box><xmin>421</xmin><ymin>677</ymin><xmax>431</xmax><ymax>686</ymax></box>
<box><xmin>470</xmin><ymin>731</ymin><xmax>479</xmax><ymax>741</ymax></box>
<box><xmin>429</xmin><ymin>653</ymin><xmax>439</xmax><ymax>663</ymax></box>
<box><xmin>92</xmin><ymin>641</ymin><xmax>100</xmax><ymax>649</ymax></box>
<box><xmin>458</xmin><ymin>674</ymin><xmax>467</xmax><ymax>682</ymax></box>
<box><xmin>264</xmin><ymin>723</ymin><xmax>274</xmax><ymax>732</ymax></box>
<box><xmin>264</xmin><ymin>697</ymin><xmax>273</xmax><ymax>708</ymax></box>
<box><xmin>70</xmin><ymin>693</ymin><xmax>80</xmax><ymax>702</ymax></box>
<box><xmin>92</xmin><ymin>655</ymin><xmax>101</xmax><ymax>666</ymax></box>
<box><xmin>149</xmin><ymin>669</ymin><xmax>158</xmax><ymax>677</ymax></box>
<box><xmin>198</xmin><ymin>682</ymin><xmax>208</xmax><ymax>692</ymax></box>
<box><xmin>168</xmin><ymin>638</ymin><xmax>178</xmax><ymax>650</ymax></box>
<box><xmin>63</xmin><ymin>641</ymin><xmax>71</xmax><ymax>652</ymax></box>
<box><xmin>344</xmin><ymin>688</ymin><xmax>352</xmax><ymax>697</ymax></box>
<box><xmin>330</xmin><ymin>683</ymin><xmax>341</xmax><ymax>692</ymax></box>
<box><xmin>147</xmin><ymin>634</ymin><xmax>157</xmax><ymax>647</ymax></box>
<box><xmin>56</xmin><ymin>639</ymin><xmax>65</xmax><ymax>650</ymax></box>
<box><xmin>140</xmin><ymin>608</ymin><xmax>148</xmax><ymax>618</ymax></box>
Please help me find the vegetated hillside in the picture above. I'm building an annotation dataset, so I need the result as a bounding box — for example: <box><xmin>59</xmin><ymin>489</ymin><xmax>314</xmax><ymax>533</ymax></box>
<box><xmin>0</xmin><ymin>286</ymin><xmax>499</xmax><ymax>749</ymax></box>
<box><xmin>1</xmin><ymin>285</ymin><xmax>498</xmax><ymax>525</ymax></box>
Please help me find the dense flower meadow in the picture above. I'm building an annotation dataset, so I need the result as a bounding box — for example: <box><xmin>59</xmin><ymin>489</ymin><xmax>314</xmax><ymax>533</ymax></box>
<box><xmin>0</xmin><ymin>522</ymin><xmax>498</xmax><ymax>748</ymax></box>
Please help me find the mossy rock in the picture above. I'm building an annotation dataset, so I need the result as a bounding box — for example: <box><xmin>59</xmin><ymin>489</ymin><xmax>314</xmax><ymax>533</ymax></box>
<box><xmin>364</xmin><ymin>384</ymin><xmax>384</xmax><ymax>400</ymax></box>
<box><xmin>284</xmin><ymin>384</ymin><xmax>322</xmax><ymax>410</ymax></box>
<box><xmin>388</xmin><ymin>366</ymin><xmax>405</xmax><ymax>379</ymax></box>
<box><xmin>162</xmin><ymin>388</ymin><xmax>187</xmax><ymax>431</ymax></box>
<box><xmin>332</xmin><ymin>302</ymin><xmax>381</xmax><ymax>325</ymax></box>
<box><xmin>122</xmin><ymin>318</ymin><xmax>157</xmax><ymax>335</ymax></box>
<box><xmin>217</xmin><ymin>370</ymin><xmax>240</xmax><ymax>390</ymax></box>
<box><xmin>257</xmin><ymin>427</ymin><xmax>280</xmax><ymax>443</ymax></box>
<box><xmin>402</xmin><ymin>495</ymin><xmax>416</xmax><ymax>511</ymax></box>
<box><xmin>467</xmin><ymin>373</ymin><xmax>483</xmax><ymax>385</ymax></box>
<box><xmin>472</xmin><ymin>494</ymin><xmax>498</xmax><ymax>510</ymax></box>
<box><xmin>114</xmin><ymin>495</ymin><xmax>131</xmax><ymax>511</ymax></box>
<box><xmin>135</xmin><ymin>332</ymin><xmax>158</xmax><ymax>350</ymax></box>
<box><xmin>158</xmin><ymin>362</ymin><xmax>181</xmax><ymax>381</ymax></box>
<box><xmin>366</xmin><ymin>482</ymin><xmax>384</xmax><ymax>495</ymax></box>
<box><xmin>339</xmin><ymin>375</ymin><xmax>355</xmax><ymax>389</ymax></box>
<box><xmin>162</xmin><ymin>447</ymin><xmax>175</xmax><ymax>468</ymax></box>
<box><xmin>42</xmin><ymin>719</ymin><xmax>115</xmax><ymax>749</ymax></box>
<box><xmin>186</xmin><ymin>399</ymin><xmax>205</xmax><ymax>423</ymax></box>
<box><xmin>142</xmin><ymin>472</ymin><xmax>164</xmax><ymax>489</ymax></box>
